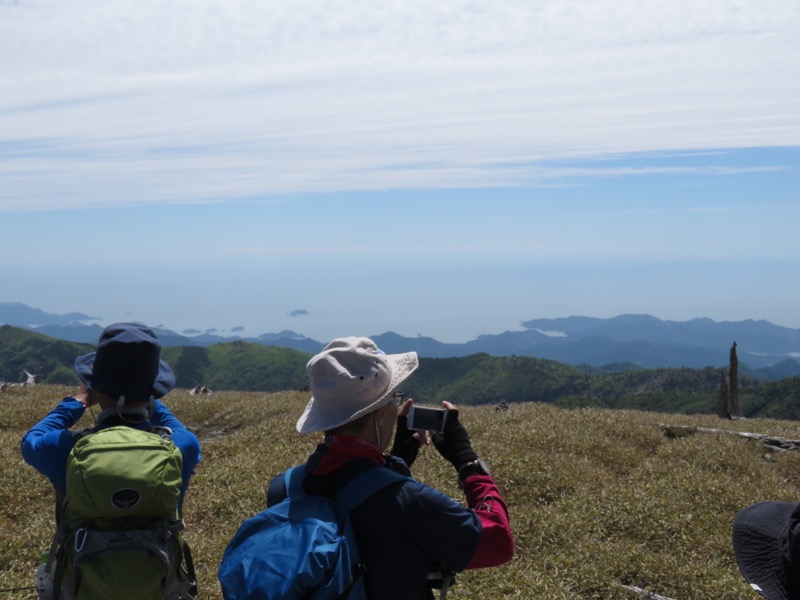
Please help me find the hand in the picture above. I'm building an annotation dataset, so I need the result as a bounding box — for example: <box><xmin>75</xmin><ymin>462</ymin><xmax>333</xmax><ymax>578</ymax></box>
<box><xmin>390</xmin><ymin>398</ymin><xmax>430</xmax><ymax>467</ymax></box>
<box><xmin>75</xmin><ymin>384</ymin><xmax>92</xmax><ymax>407</ymax></box>
<box><xmin>432</xmin><ymin>401</ymin><xmax>478</xmax><ymax>472</ymax></box>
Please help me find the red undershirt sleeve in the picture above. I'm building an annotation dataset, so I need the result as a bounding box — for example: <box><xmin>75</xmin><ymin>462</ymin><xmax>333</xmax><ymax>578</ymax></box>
<box><xmin>462</xmin><ymin>474</ymin><xmax>515</xmax><ymax>568</ymax></box>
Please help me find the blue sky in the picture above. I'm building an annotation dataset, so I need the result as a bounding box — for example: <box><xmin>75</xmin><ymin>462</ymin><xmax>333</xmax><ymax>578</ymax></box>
<box><xmin>1</xmin><ymin>1</ymin><xmax>799</xmax><ymax>343</ymax></box>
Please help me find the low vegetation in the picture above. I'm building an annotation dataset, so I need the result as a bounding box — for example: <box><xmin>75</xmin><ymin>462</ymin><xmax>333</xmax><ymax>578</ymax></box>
<box><xmin>3</xmin><ymin>326</ymin><xmax>800</xmax><ymax>420</ymax></box>
<box><xmin>3</xmin><ymin>385</ymin><xmax>800</xmax><ymax>599</ymax></box>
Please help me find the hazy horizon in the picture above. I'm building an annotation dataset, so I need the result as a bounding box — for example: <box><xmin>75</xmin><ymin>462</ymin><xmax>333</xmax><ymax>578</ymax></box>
<box><xmin>3</xmin><ymin>295</ymin><xmax>800</xmax><ymax>346</ymax></box>
<box><xmin>2</xmin><ymin>1</ymin><xmax>798</xmax><ymax>343</ymax></box>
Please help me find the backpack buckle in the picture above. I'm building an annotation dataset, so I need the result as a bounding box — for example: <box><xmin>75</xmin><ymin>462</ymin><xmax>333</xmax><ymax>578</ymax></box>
<box><xmin>74</xmin><ymin>528</ymin><xmax>89</xmax><ymax>553</ymax></box>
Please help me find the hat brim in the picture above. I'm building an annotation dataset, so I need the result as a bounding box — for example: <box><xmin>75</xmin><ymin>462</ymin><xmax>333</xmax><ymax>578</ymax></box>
<box><xmin>733</xmin><ymin>501</ymin><xmax>797</xmax><ymax>600</ymax></box>
<box><xmin>297</xmin><ymin>350</ymin><xmax>418</xmax><ymax>435</ymax></box>
<box><xmin>74</xmin><ymin>351</ymin><xmax>176</xmax><ymax>400</ymax></box>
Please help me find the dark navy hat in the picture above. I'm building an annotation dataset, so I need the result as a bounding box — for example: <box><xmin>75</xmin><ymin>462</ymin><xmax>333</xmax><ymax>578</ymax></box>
<box><xmin>733</xmin><ymin>501</ymin><xmax>800</xmax><ymax>600</ymax></box>
<box><xmin>74</xmin><ymin>323</ymin><xmax>176</xmax><ymax>402</ymax></box>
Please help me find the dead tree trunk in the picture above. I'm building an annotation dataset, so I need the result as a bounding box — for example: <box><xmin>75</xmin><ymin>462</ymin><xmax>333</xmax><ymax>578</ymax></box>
<box><xmin>729</xmin><ymin>341</ymin><xmax>742</xmax><ymax>417</ymax></box>
<box><xmin>717</xmin><ymin>369</ymin><xmax>730</xmax><ymax>419</ymax></box>
<box><xmin>718</xmin><ymin>341</ymin><xmax>742</xmax><ymax>419</ymax></box>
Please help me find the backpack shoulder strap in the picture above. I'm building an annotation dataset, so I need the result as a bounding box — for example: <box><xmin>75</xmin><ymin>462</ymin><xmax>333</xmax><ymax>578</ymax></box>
<box><xmin>265</xmin><ymin>471</ymin><xmax>288</xmax><ymax>507</ymax></box>
<box><xmin>71</xmin><ymin>426</ymin><xmax>98</xmax><ymax>442</ymax></box>
<box><xmin>276</xmin><ymin>463</ymin><xmax>411</xmax><ymax>516</ymax></box>
<box><xmin>70</xmin><ymin>423</ymin><xmax>170</xmax><ymax>442</ymax></box>
<box><xmin>149</xmin><ymin>425</ymin><xmax>174</xmax><ymax>441</ymax></box>
<box><xmin>284</xmin><ymin>465</ymin><xmax>307</xmax><ymax>499</ymax></box>
<box><xmin>335</xmin><ymin>467</ymin><xmax>411</xmax><ymax>515</ymax></box>
<box><xmin>264</xmin><ymin>466</ymin><xmax>302</xmax><ymax>507</ymax></box>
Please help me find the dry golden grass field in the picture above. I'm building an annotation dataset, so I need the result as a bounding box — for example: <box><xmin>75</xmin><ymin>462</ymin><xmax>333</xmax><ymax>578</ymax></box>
<box><xmin>3</xmin><ymin>384</ymin><xmax>800</xmax><ymax>599</ymax></box>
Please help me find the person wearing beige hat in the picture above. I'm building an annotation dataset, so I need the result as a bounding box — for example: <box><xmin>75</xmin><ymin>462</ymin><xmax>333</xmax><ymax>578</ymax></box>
<box><xmin>270</xmin><ymin>336</ymin><xmax>514</xmax><ymax>600</ymax></box>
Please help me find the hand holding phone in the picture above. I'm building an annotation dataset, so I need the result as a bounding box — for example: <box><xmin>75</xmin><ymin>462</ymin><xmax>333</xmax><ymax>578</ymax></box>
<box><xmin>407</xmin><ymin>406</ymin><xmax>449</xmax><ymax>433</ymax></box>
<box><xmin>429</xmin><ymin>403</ymin><xmax>479</xmax><ymax>472</ymax></box>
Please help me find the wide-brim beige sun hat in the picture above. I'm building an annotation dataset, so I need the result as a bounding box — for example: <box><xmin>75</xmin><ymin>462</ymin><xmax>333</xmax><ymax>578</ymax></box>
<box><xmin>296</xmin><ymin>337</ymin><xmax>419</xmax><ymax>435</ymax></box>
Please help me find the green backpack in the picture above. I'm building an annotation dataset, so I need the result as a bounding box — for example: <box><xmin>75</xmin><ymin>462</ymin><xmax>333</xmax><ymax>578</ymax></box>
<box><xmin>44</xmin><ymin>425</ymin><xmax>197</xmax><ymax>600</ymax></box>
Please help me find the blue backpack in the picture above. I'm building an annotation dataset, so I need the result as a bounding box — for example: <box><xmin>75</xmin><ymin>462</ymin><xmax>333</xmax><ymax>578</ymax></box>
<box><xmin>218</xmin><ymin>464</ymin><xmax>410</xmax><ymax>600</ymax></box>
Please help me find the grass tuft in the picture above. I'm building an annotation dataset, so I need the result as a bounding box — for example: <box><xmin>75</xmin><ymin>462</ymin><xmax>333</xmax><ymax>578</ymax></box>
<box><xmin>2</xmin><ymin>386</ymin><xmax>800</xmax><ymax>598</ymax></box>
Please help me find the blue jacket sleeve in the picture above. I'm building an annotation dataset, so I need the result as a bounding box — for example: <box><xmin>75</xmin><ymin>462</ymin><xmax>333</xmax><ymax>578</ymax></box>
<box><xmin>20</xmin><ymin>397</ymin><xmax>86</xmax><ymax>495</ymax></box>
<box><xmin>401</xmin><ymin>480</ymin><xmax>483</xmax><ymax>572</ymax></box>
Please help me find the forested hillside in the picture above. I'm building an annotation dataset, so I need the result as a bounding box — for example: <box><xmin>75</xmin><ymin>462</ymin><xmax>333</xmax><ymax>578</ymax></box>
<box><xmin>0</xmin><ymin>325</ymin><xmax>93</xmax><ymax>385</ymax></box>
<box><xmin>161</xmin><ymin>342</ymin><xmax>309</xmax><ymax>391</ymax></box>
<box><xmin>2</xmin><ymin>325</ymin><xmax>799</xmax><ymax>420</ymax></box>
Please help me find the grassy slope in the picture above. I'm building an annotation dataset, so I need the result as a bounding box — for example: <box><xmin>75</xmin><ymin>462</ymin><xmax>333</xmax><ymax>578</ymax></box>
<box><xmin>3</xmin><ymin>385</ymin><xmax>800</xmax><ymax>599</ymax></box>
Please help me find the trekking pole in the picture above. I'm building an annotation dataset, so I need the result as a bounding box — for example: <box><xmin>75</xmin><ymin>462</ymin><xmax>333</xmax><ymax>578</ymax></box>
<box><xmin>438</xmin><ymin>577</ymin><xmax>451</xmax><ymax>600</ymax></box>
<box><xmin>428</xmin><ymin>569</ymin><xmax>455</xmax><ymax>600</ymax></box>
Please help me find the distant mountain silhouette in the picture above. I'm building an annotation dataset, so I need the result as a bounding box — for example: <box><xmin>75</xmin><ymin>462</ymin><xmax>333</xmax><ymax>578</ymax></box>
<box><xmin>0</xmin><ymin>302</ymin><xmax>100</xmax><ymax>327</ymax></box>
<box><xmin>2</xmin><ymin>302</ymin><xmax>799</xmax><ymax>372</ymax></box>
<box><xmin>367</xmin><ymin>315</ymin><xmax>800</xmax><ymax>371</ymax></box>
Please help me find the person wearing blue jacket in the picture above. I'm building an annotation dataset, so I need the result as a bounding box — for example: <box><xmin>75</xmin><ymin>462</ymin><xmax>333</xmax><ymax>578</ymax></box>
<box><xmin>21</xmin><ymin>322</ymin><xmax>202</xmax><ymax>517</ymax></box>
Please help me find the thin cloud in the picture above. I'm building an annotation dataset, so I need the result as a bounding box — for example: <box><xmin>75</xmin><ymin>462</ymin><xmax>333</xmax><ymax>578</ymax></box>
<box><xmin>1</xmin><ymin>0</ymin><xmax>798</xmax><ymax>210</ymax></box>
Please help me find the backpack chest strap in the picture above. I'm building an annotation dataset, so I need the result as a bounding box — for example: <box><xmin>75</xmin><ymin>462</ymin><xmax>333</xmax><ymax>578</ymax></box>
<box><xmin>70</xmin><ymin>523</ymin><xmax>177</xmax><ymax>563</ymax></box>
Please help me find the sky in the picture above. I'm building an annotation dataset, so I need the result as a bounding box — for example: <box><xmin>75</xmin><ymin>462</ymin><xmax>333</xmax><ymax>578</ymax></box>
<box><xmin>1</xmin><ymin>0</ymin><xmax>799</xmax><ymax>343</ymax></box>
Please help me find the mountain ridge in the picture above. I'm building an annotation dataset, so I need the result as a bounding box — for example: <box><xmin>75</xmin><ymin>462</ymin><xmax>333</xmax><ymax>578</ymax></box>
<box><xmin>2</xmin><ymin>302</ymin><xmax>799</xmax><ymax>372</ymax></box>
<box><xmin>2</xmin><ymin>324</ymin><xmax>799</xmax><ymax>420</ymax></box>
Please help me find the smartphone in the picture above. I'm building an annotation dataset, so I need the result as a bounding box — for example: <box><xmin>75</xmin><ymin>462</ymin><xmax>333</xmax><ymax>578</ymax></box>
<box><xmin>407</xmin><ymin>406</ymin><xmax>449</xmax><ymax>433</ymax></box>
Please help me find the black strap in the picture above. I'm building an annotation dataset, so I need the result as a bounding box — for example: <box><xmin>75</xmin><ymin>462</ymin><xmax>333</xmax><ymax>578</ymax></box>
<box><xmin>266</xmin><ymin>471</ymin><xmax>287</xmax><ymax>508</ymax></box>
<box><xmin>334</xmin><ymin>563</ymin><xmax>366</xmax><ymax>600</ymax></box>
<box><xmin>182</xmin><ymin>538</ymin><xmax>198</xmax><ymax>597</ymax></box>
<box><xmin>71</xmin><ymin>426</ymin><xmax>97</xmax><ymax>442</ymax></box>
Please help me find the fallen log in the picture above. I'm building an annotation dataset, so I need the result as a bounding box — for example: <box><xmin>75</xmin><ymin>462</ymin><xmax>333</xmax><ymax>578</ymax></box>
<box><xmin>619</xmin><ymin>583</ymin><xmax>677</xmax><ymax>600</ymax></box>
<box><xmin>660</xmin><ymin>424</ymin><xmax>800</xmax><ymax>451</ymax></box>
